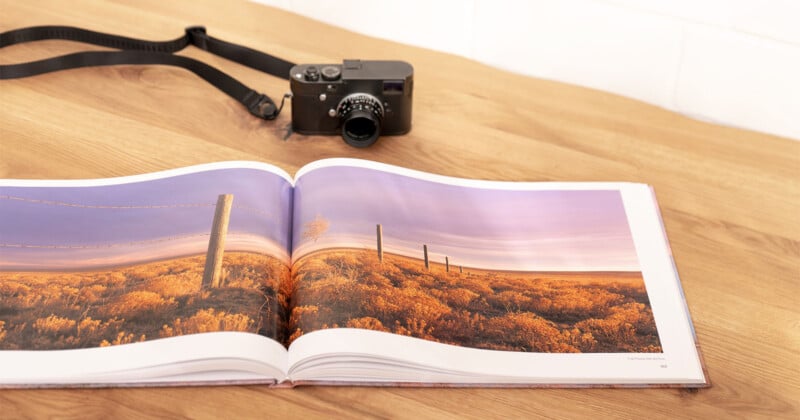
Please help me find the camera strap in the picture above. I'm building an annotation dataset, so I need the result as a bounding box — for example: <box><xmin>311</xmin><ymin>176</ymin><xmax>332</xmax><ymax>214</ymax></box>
<box><xmin>0</xmin><ymin>25</ymin><xmax>296</xmax><ymax>120</ymax></box>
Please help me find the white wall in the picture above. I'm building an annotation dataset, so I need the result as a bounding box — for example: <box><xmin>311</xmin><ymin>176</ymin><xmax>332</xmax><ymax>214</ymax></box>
<box><xmin>255</xmin><ymin>0</ymin><xmax>800</xmax><ymax>141</ymax></box>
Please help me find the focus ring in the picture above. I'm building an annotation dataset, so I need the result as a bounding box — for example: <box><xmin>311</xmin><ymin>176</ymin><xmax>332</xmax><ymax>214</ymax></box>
<box><xmin>337</xmin><ymin>93</ymin><xmax>384</xmax><ymax>121</ymax></box>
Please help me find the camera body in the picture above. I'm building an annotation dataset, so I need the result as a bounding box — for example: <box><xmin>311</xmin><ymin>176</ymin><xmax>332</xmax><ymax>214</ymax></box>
<box><xmin>289</xmin><ymin>60</ymin><xmax>413</xmax><ymax>147</ymax></box>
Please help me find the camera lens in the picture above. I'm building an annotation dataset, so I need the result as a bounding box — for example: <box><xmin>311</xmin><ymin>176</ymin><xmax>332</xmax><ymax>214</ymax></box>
<box><xmin>337</xmin><ymin>94</ymin><xmax>384</xmax><ymax>148</ymax></box>
<box><xmin>343</xmin><ymin>112</ymin><xmax>378</xmax><ymax>145</ymax></box>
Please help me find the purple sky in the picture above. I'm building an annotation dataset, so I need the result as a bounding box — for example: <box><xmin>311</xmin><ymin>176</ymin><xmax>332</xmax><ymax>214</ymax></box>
<box><xmin>1</xmin><ymin>164</ymin><xmax>642</xmax><ymax>272</ymax></box>
<box><xmin>0</xmin><ymin>169</ymin><xmax>293</xmax><ymax>270</ymax></box>
<box><xmin>293</xmin><ymin>166</ymin><xmax>641</xmax><ymax>272</ymax></box>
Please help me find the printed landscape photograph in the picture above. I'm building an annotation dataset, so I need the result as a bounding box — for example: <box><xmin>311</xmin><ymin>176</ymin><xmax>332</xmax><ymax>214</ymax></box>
<box><xmin>0</xmin><ymin>168</ymin><xmax>293</xmax><ymax>350</ymax></box>
<box><xmin>290</xmin><ymin>166</ymin><xmax>662</xmax><ymax>353</ymax></box>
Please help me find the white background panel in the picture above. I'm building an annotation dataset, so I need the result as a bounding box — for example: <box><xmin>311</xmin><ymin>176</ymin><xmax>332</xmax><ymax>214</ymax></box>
<box><xmin>253</xmin><ymin>0</ymin><xmax>800</xmax><ymax>141</ymax></box>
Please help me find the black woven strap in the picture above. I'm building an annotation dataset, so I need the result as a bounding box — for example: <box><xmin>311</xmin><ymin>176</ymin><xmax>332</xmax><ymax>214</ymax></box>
<box><xmin>0</xmin><ymin>25</ymin><xmax>295</xmax><ymax>120</ymax></box>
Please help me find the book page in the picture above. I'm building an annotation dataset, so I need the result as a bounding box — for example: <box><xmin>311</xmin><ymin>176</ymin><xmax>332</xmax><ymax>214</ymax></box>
<box><xmin>0</xmin><ymin>332</ymin><xmax>287</xmax><ymax>386</ymax></box>
<box><xmin>0</xmin><ymin>162</ymin><xmax>293</xmax><ymax>384</ymax></box>
<box><xmin>287</xmin><ymin>159</ymin><xmax>705</xmax><ymax>385</ymax></box>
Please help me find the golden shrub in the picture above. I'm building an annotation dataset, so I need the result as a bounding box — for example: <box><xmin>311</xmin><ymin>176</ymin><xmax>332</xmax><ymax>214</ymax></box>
<box><xmin>399</xmin><ymin>318</ymin><xmax>435</xmax><ymax>340</ymax></box>
<box><xmin>575</xmin><ymin>318</ymin><xmax>635</xmax><ymax>344</ymax></box>
<box><xmin>0</xmin><ymin>281</ymin><xmax>31</xmax><ymax>296</ymax></box>
<box><xmin>444</xmin><ymin>288</ymin><xmax>480</xmax><ymax>307</ymax></box>
<box><xmin>33</xmin><ymin>315</ymin><xmax>76</xmax><ymax>335</ymax></box>
<box><xmin>77</xmin><ymin>284</ymin><xmax>107</xmax><ymax>304</ymax></box>
<box><xmin>288</xmin><ymin>328</ymin><xmax>303</xmax><ymax>343</ymax></box>
<box><xmin>488</xmin><ymin>290</ymin><xmax>529</xmax><ymax>312</ymax></box>
<box><xmin>455</xmin><ymin>275</ymin><xmax>494</xmax><ymax>296</ymax></box>
<box><xmin>77</xmin><ymin>317</ymin><xmax>102</xmax><ymax>336</ymax></box>
<box><xmin>160</xmin><ymin>308</ymin><xmax>254</xmax><ymax>337</ymax></box>
<box><xmin>76</xmin><ymin>316</ymin><xmax>123</xmax><ymax>341</ymax></box>
<box><xmin>288</xmin><ymin>305</ymin><xmax>321</xmax><ymax>333</ymax></box>
<box><xmin>484</xmin><ymin>312</ymin><xmax>576</xmax><ymax>352</ymax></box>
<box><xmin>98</xmin><ymin>331</ymin><xmax>144</xmax><ymax>347</ymax></box>
<box><xmin>103</xmin><ymin>291</ymin><xmax>176</xmax><ymax>318</ymax></box>
<box><xmin>142</xmin><ymin>274</ymin><xmax>200</xmax><ymax>297</ymax></box>
<box><xmin>361</xmin><ymin>272</ymin><xmax>393</xmax><ymax>288</ymax></box>
<box><xmin>346</xmin><ymin>316</ymin><xmax>389</xmax><ymax>332</ymax></box>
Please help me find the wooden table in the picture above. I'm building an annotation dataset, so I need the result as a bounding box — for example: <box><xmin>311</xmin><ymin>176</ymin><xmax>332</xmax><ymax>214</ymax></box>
<box><xmin>1</xmin><ymin>0</ymin><xmax>798</xmax><ymax>418</ymax></box>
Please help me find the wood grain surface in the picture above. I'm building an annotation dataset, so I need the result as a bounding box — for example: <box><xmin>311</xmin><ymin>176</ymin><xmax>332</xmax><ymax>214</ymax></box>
<box><xmin>1</xmin><ymin>0</ymin><xmax>798</xmax><ymax>418</ymax></box>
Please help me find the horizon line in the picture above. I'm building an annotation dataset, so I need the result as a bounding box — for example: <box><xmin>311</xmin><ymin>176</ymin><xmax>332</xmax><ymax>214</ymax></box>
<box><xmin>294</xmin><ymin>247</ymin><xmax>643</xmax><ymax>274</ymax></box>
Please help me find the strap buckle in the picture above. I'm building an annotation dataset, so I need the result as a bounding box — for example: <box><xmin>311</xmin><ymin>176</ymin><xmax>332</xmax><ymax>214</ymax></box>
<box><xmin>244</xmin><ymin>92</ymin><xmax>293</xmax><ymax>120</ymax></box>
<box><xmin>244</xmin><ymin>92</ymin><xmax>278</xmax><ymax>120</ymax></box>
<box><xmin>185</xmin><ymin>26</ymin><xmax>209</xmax><ymax>50</ymax></box>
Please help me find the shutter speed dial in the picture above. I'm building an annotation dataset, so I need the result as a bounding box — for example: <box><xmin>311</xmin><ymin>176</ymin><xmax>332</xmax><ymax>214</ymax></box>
<box><xmin>336</xmin><ymin>94</ymin><xmax>384</xmax><ymax>148</ymax></box>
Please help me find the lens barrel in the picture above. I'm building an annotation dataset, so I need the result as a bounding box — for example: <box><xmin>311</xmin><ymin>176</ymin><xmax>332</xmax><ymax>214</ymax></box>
<box><xmin>337</xmin><ymin>94</ymin><xmax>384</xmax><ymax>148</ymax></box>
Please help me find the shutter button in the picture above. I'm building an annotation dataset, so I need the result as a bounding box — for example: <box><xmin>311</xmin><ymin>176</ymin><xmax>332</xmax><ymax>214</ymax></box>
<box><xmin>304</xmin><ymin>66</ymin><xmax>320</xmax><ymax>81</ymax></box>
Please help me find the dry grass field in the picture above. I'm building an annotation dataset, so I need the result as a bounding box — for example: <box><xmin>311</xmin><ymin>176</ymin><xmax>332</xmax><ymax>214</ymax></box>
<box><xmin>290</xmin><ymin>249</ymin><xmax>662</xmax><ymax>353</ymax></box>
<box><xmin>0</xmin><ymin>252</ymin><xmax>291</xmax><ymax>350</ymax></box>
<box><xmin>0</xmin><ymin>248</ymin><xmax>661</xmax><ymax>353</ymax></box>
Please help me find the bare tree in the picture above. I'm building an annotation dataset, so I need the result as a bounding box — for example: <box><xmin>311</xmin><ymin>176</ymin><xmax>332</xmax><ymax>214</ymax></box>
<box><xmin>302</xmin><ymin>215</ymin><xmax>330</xmax><ymax>243</ymax></box>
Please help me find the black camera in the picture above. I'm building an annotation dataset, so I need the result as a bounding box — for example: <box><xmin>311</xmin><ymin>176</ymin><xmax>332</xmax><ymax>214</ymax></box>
<box><xmin>289</xmin><ymin>60</ymin><xmax>413</xmax><ymax>148</ymax></box>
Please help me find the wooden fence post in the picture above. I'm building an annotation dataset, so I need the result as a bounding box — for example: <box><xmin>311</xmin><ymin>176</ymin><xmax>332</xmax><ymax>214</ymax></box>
<box><xmin>202</xmin><ymin>194</ymin><xmax>234</xmax><ymax>289</ymax></box>
<box><xmin>459</xmin><ymin>266</ymin><xmax>463</xmax><ymax>274</ymax></box>
<box><xmin>423</xmin><ymin>244</ymin><xmax>429</xmax><ymax>270</ymax></box>
<box><xmin>377</xmin><ymin>224</ymin><xmax>383</xmax><ymax>263</ymax></box>
<box><xmin>446</xmin><ymin>256</ymin><xmax>450</xmax><ymax>273</ymax></box>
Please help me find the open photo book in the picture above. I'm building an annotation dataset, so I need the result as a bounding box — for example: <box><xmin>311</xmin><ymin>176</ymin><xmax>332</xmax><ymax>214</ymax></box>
<box><xmin>0</xmin><ymin>159</ymin><xmax>708</xmax><ymax>388</ymax></box>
